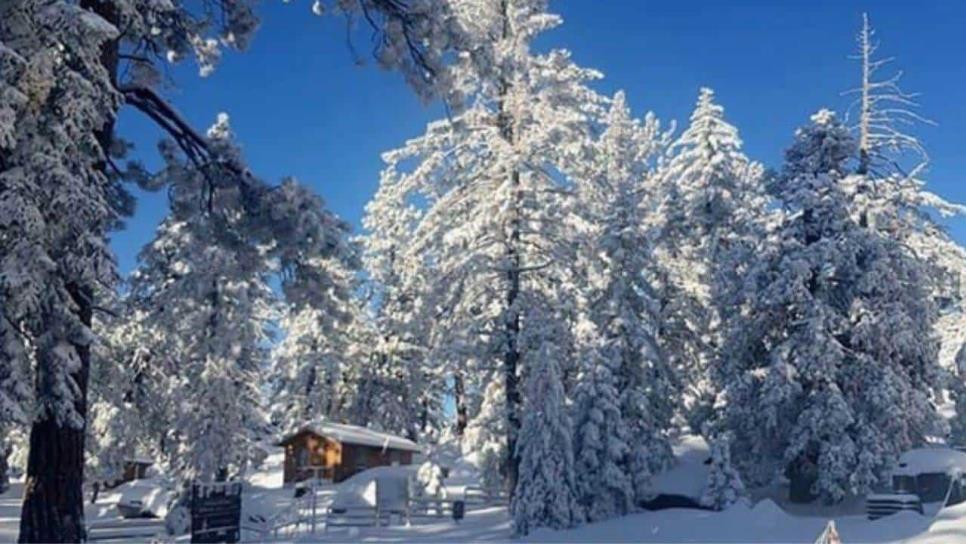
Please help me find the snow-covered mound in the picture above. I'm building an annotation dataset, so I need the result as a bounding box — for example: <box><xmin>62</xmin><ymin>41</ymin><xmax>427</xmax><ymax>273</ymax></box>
<box><xmin>115</xmin><ymin>477</ymin><xmax>174</xmax><ymax>518</ymax></box>
<box><xmin>647</xmin><ymin>434</ymin><xmax>710</xmax><ymax>500</ymax></box>
<box><xmin>894</xmin><ymin>447</ymin><xmax>966</xmax><ymax>476</ymax></box>
<box><xmin>330</xmin><ymin>466</ymin><xmax>418</xmax><ymax>511</ymax></box>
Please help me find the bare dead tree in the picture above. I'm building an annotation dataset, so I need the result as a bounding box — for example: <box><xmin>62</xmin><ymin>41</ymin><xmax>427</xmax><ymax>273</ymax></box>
<box><xmin>845</xmin><ymin>13</ymin><xmax>934</xmax><ymax>177</ymax></box>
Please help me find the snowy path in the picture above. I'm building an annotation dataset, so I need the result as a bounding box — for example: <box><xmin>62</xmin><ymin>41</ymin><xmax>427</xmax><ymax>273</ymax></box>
<box><xmin>0</xmin><ymin>483</ymin><xmax>21</xmax><ymax>543</ymax></box>
<box><xmin>0</xmin><ymin>482</ymin><xmax>166</xmax><ymax>544</ymax></box>
<box><xmin>2</xmin><ymin>464</ymin><xmax>965</xmax><ymax>544</ymax></box>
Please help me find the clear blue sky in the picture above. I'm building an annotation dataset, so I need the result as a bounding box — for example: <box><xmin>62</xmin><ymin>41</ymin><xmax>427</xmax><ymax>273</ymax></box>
<box><xmin>112</xmin><ymin>0</ymin><xmax>966</xmax><ymax>274</ymax></box>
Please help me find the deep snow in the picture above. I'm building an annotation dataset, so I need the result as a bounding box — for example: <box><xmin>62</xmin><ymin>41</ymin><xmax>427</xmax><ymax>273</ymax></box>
<box><xmin>2</xmin><ymin>450</ymin><xmax>966</xmax><ymax>543</ymax></box>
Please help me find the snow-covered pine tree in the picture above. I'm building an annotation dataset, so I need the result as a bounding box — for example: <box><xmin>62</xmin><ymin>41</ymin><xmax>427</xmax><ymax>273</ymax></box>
<box><xmin>85</xmin><ymin>292</ymin><xmax>152</xmax><ymax>498</ymax></box>
<box><xmin>573</xmin><ymin>92</ymin><xmax>676</xmax><ymax>505</ymax></box>
<box><xmin>717</xmin><ymin>110</ymin><xmax>944</xmax><ymax>502</ymax></box>
<box><xmin>269</xmin><ymin>203</ymin><xmax>359</xmax><ymax>432</ymax></box>
<box><xmin>271</xmin><ymin>304</ymin><xmax>352</xmax><ymax>429</ymax></box>
<box><xmin>651</xmin><ymin>87</ymin><xmax>765</xmax><ymax>426</ymax></box>
<box><xmin>512</xmin><ymin>340</ymin><xmax>581</xmax><ymax>535</ymax></box>
<box><xmin>131</xmin><ymin>218</ymin><xmax>272</xmax><ymax>484</ymax></box>
<box><xmin>0</xmin><ymin>3</ymin><xmax>135</xmax><ymax>537</ymax></box>
<box><xmin>571</xmin><ymin>318</ymin><xmax>632</xmax><ymax>522</ymax></box>
<box><xmin>127</xmin><ymin>116</ymin><xmax>274</xmax><ymax>483</ymax></box>
<box><xmin>364</xmin><ymin>0</ymin><xmax>602</xmax><ymax>498</ymax></box>
<box><xmin>699</xmin><ymin>432</ymin><xmax>746</xmax><ymax>511</ymax></box>
<box><xmin>359</xmin><ymin>190</ymin><xmax>443</xmax><ymax>440</ymax></box>
<box><xmin>839</xmin><ymin>16</ymin><xmax>966</xmax><ymax>447</ymax></box>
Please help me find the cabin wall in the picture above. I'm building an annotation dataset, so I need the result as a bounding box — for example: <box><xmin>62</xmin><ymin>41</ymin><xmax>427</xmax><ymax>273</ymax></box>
<box><xmin>334</xmin><ymin>444</ymin><xmax>413</xmax><ymax>483</ymax></box>
<box><xmin>282</xmin><ymin>431</ymin><xmax>416</xmax><ymax>484</ymax></box>
<box><xmin>282</xmin><ymin>432</ymin><xmax>342</xmax><ymax>484</ymax></box>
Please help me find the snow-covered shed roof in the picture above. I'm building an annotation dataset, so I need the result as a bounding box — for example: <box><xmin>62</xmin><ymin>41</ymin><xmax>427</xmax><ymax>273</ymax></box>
<box><xmin>280</xmin><ymin>420</ymin><xmax>423</xmax><ymax>453</ymax></box>
<box><xmin>893</xmin><ymin>447</ymin><xmax>966</xmax><ymax>477</ymax></box>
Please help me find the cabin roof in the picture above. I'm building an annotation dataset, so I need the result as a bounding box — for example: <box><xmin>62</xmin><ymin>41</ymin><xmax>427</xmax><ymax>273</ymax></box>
<box><xmin>279</xmin><ymin>420</ymin><xmax>422</xmax><ymax>453</ymax></box>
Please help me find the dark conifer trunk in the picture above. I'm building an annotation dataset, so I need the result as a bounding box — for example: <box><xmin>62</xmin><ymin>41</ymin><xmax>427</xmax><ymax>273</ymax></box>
<box><xmin>497</xmin><ymin>0</ymin><xmax>523</xmax><ymax>500</ymax></box>
<box><xmin>18</xmin><ymin>285</ymin><xmax>93</xmax><ymax>543</ymax></box>
<box><xmin>453</xmin><ymin>373</ymin><xmax>468</xmax><ymax>436</ymax></box>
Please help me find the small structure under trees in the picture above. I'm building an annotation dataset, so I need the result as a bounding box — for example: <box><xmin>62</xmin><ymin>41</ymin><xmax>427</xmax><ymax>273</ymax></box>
<box><xmin>278</xmin><ymin>421</ymin><xmax>422</xmax><ymax>484</ymax></box>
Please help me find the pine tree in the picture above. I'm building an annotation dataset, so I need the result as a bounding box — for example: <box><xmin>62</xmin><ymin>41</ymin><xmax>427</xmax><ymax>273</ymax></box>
<box><xmin>270</xmin><ymin>250</ymin><xmax>358</xmax><ymax>429</ymax></box>
<box><xmin>364</xmin><ymin>0</ymin><xmax>602</xmax><ymax>498</ymax></box>
<box><xmin>574</xmin><ymin>92</ymin><xmax>676</xmax><ymax>504</ymax></box>
<box><xmin>128</xmin><ymin>115</ymin><xmax>353</xmax><ymax>482</ymax></box>
<box><xmin>717</xmin><ymin>110</ymin><xmax>944</xmax><ymax>502</ymax></box>
<box><xmin>571</xmin><ymin>318</ymin><xmax>632</xmax><ymax>522</ymax></box>
<box><xmin>651</xmin><ymin>87</ymin><xmax>765</xmax><ymax>425</ymax></box>
<box><xmin>699</xmin><ymin>433</ymin><xmax>746</xmax><ymax>511</ymax></box>
<box><xmin>462</xmin><ymin>379</ymin><xmax>507</xmax><ymax>493</ymax></box>
<box><xmin>512</xmin><ymin>341</ymin><xmax>581</xmax><ymax>535</ymax></box>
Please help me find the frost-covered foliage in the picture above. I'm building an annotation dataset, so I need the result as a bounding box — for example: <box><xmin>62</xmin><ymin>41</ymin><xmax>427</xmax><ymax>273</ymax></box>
<box><xmin>271</xmin><ymin>302</ymin><xmax>353</xmax><ymax>429</ymax></box>
<box><xmin>125</xmin><ymin>115</ymin><xmax>356</xmax><ymax>482</ymax></box>
<box><xmin>364</xmin><ymin>0</ymin><xmax>602</xmax><ymax>498</ymax></box>
<box><xmin>130</xmin><ymin>212</ymin><xmax>273</xmax><ymax>483</ymax></box>
<box><xmin>0</xmin><ymin>0</ymin><xmax>125</xmax><ymax>430</ymax></box>
<box><xmin>651</xmin><ymin>88</ymin><xmax>765</xmax><ymax>418</ymax></box>
<box><xmin>512</xmin><ymin>343</ymin><xmax>581</xmax><ymax>535</ymax></box>
<box><xmin>716</xmin><ymin>110</ymin><xmax>945</xmax><ymax>502</ymax></box>
<box><xmin>699</xmin><ymin>432</ymin><xmax>746</xmax><ymax>511</ymax></box>
<box><xmin>572</xmin><ymin>92</ymin><xmax>676</xmax><ymax>506</ymax></box>
<box><xmin>86</xmin><ymin>293</ymin><xmax>151</xmax><ymax>484</ymax></box>
<box><xmin>269</xmin><ymin>198</ymin><xmax>359</xmax><ymax>432</ymax></box>
<box><xmin>462</xmin><ymin>379</ymin><xmax>507</xmax><ymax>493</ymax></box>
<box><xmin>571</xmin><ymin>319</ymin><xmax>632</xmax><ymax>522</ymax></box>
<box><xmin>310</xmin><ymin>1</ymin><xmax>464</xmax><ymax>102</ymax></box>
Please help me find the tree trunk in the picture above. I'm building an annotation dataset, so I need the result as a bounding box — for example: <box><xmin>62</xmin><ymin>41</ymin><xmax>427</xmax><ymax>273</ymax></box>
<box><xmin>501</xmin><ymin>166</ymin><xmax>523</xmax><ymax>497</ymax></box>
<box><xmin>19</xmin><ymin>286</ymin><xmax>93</xmax><ymax>543</ymax></box>
<box><xmin>497</xmin><ymin>0</ymin><xmax>523</xmax><ymax>500</ymax></box>
<box><xmin>453</xmin><ymin>373</ymin><xmax>468</xmax><ymax>437</ymax></box>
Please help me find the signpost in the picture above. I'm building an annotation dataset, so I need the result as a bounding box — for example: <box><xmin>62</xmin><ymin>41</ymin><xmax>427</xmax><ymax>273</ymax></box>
<box><xmin>190</xmin><ymin>481</ymin><xmax>242</xmax><ymax>544</ymax></box>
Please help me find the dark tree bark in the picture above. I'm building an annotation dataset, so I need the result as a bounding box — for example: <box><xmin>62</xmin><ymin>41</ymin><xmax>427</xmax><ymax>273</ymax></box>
<box><xmin>18</xmin><ymin>285</ymin><xmax>93</xmax><ymax>543</ymax></box>
<box><xmin>497</xmin><ymin>0</ymin><xmax>523</xmax><ymax>501</ymax></box>
<box><xmin>453</xmin><ymin>373</ymin><xmax>468</xmax><ymax>437</ymax></box>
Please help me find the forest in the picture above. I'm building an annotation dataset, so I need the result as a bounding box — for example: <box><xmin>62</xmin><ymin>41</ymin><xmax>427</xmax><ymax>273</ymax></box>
<box><xmin>1</xmin><ymin>1</ymin><xmax>965</xmax><ymax>543</ymax></box>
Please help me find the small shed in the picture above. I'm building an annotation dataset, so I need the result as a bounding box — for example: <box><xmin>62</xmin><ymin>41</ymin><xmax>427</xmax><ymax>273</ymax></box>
<box><xmin>102</xmin><ymin>457</ymin><xmax>155</xmax><ymax>489</ymax></box>
<box><xmin>891</xmin><ymin>447</ymin><xmax>966</xmax><ymax>505</ymax></box>
<box><xmin>277</xmin><ymin>421</ymin><xmax>422</xmax><ymax>485</ymax></box>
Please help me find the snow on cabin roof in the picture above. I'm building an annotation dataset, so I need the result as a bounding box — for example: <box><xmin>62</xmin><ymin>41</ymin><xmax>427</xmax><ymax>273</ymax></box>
<box><xmin>893</xmin><ymin>447</ymin><xmax>966</xmax><ymax>477</ymax></box>
<box><xmin>282</xmin><ymin>420</ymin><xmax>423</xmax><ymax>453</ymax></box>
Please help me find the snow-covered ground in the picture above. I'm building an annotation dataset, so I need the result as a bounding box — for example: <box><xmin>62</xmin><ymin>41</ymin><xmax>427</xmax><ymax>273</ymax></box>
<box><xmin>2</xmin><ymin>450</ymin><xmax>966</xmax><ymax>543</ymax></box>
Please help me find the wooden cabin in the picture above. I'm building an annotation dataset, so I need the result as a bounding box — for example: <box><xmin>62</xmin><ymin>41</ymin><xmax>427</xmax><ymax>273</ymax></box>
<box><xmin>278</xmin><ymin>421</ymin><xmax>422</xmax><ymax>484</ymax></box>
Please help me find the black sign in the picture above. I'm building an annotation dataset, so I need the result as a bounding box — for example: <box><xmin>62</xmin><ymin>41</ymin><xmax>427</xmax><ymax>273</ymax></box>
<box><xmin>190</xmin><ymin>481</ymin><xmax>242</xmax><ymax>543</ymax></box>
<box><xmin>452</xmin><ymin>500</ymin><xmax>465</xmax><ymax>521</ymax></box>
